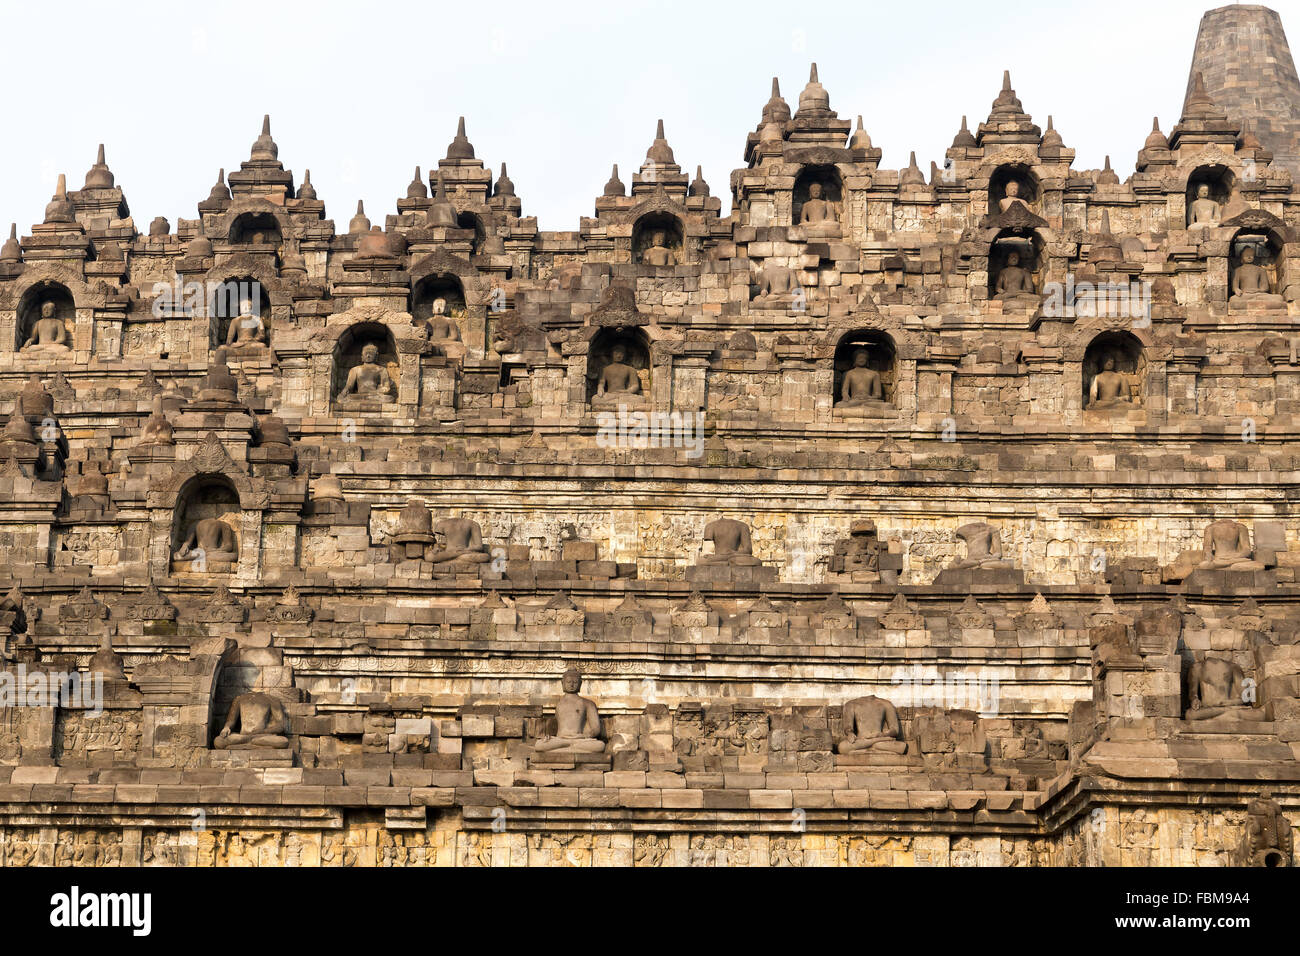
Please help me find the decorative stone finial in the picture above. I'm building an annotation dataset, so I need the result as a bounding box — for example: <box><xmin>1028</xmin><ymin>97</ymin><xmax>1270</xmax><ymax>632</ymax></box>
<box><xmin>494</xmin><ymin>162</ymin><xmax>515</xmax><ymax>197</ymax></box>
<box><xmin>407</xmin><ymin>166</ymin><xmax>428</xmax><ymax>199</ymax></box>
<box><xmin>1098</xmin><ymin>155</ymin><xmax>1120</xmax><ymax>185</ymax></box>
<box><xmin>427</xmin><ymin>173</ymin><xmax>458</xmax><ymax>227</ymax></box>
<box><xmin>899</xmin><ymin>151</ymin><xmax>926</xmax><ymax>187</ymax></box>
<box><xmin>990</xmin><ymin>69</ymin><xmax>1023</xmax><ymax>114</ymax></box>
<box><xmin>250</xmin><ymin>114</ymin><xmax>279</xmax><ymax>161</ymax></box>
<box><xmin>645</xmin><ymin>119</ymin><xmax>675</xmax><ymax>165</ymax></box>
<box><xmin>688</xmin><ymin>165</ymin><xmax>709</xmax><ymax>198</ymax></box>
<box><xmin>83</xmin><ymin>144</ymin><xmax>114</xmax><ymax>189</ymax></box>
<box><xmin>349</xmin><ymin>200</ymin><xmax>370</xmax><ymax>235</ymax></box>
<box><xmin>445</xmin><ymin>116</ymin><xmax>475</xmax><ymax>161</ymax></box>
<box><xmin>761</xmin><ymin>77</ymin><xmax>791</xmax><ymax>125</ymax></box>
<box><xmin>44</xmin><ymin>174</ymin><xmax>74</xmax><ymax>224</ymax></box>
<box><xmin>0</xmin><ymin>224</ymin><xmax>20</xmax><ymax>262</ymax></box>
<box><xmin>1144</xmin><ymin>117</ymin><xmax>1168</xmax><ymax>151</ymax></box>
<box><xmin>603</xmin><ymin>163</ymin><xmax>625</xmax><ymax>197</ymax></box>
<box><xmin>1041</xmin><ymin>115</ymin><xmax>1064</xmax><ymax>148</ymax></box>
<box><xmin>1184</xmin><ymin>71</ymin><xmax>1218</xmax><ymax>117</ymax></box>
<box><xmin>797</xmin><ymin>62</ymin><xmax>830</xmax><ymax>113</ymax></box>
<box><xmin>951</xmin><ymin>115</ymin><xmax>976</xmax><ymax>148</ymax></box>
<box><xmin>208</xmin><ymin>168</ymin><xmax>231</xmax><ymax>202</ymax></box>
<box><xmin>850</xmin><ymin>115</ymin><xmax>874</xmax><ymax>150</ymax></box>
<box><xmin>296</xmin><ymin>169</ymin><xmax>317</xmax><ymax>201</ymax></box>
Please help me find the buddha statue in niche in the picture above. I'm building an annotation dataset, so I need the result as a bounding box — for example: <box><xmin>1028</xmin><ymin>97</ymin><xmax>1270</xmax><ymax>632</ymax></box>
<box><xmin>337</xmin><ymin>343</ymin><xmax>395</xmax><ymax>402</ymax></box>
<box><xmin>1185</xmin><ymin>656</ymin><xmax>1266</xmax><ymax>721</ymax></box>
<box><xmin>138</xmin><ymin>395</ymin><xmax>174</xmax><ymax>447</ymax></box>
<box><xmin>994</xmin><ymin>250</ymin><xmax>1036</xmax><ymax>299</ymax></box>
<box><xmin>836</xmin><ymin>695</ymin><xmax>909</xmax><ymax>755</ymax></box>
<box><xmin>838</xmin><ymin>349</ymin><xmax>886</xmax><ymax>407</ymax></box>
<box><xmin>213</xmin><ymin>691</ymin><xmax>290</xmax><ymax>749</ymax></box>
<box><xmin>427</xmin><ymin>516</ymin><xmax>490</xmax><ymax>565</ymax></box>
<box><xmin>173</xmin><ymin>516</ymin><xmax>238</xmax><ymax>565</ymax></box>
<box><xmin>423</xmin><ymin>298</ymin><xmax>461</xmax><ymax>342</ymax></box>
<box><xmin>594</xmin><ymin>344</ymin><xmax>642</xmax><ymax>403</ymax></box>
<box><xmin>948</xmin><ymin>521</ymin><xmax>1013</xmax><ymax>570</ymax></box>
<box><xmin>999</xmin><ymin>180</ymin><xmax>1029</xmax><ymax>213</ymax></box>
<box><xmin>1187</xmin><ymin>184</ymin><xmax>1220</xmax><ymax>229</ymax></box>
<box><xmin>1087</xmin><ymin>355</ymin><xmax>1136</xmax><ymax>409</ymax></box>
<box><xmin>1230</xmin><ymin>246</ymin><xmax>1284</xmax><ymax>306</ymax></box>
<box><xmin>640</xmin><ymin>231</ymin><xmax>675</xmax><ymax>267</ymax></box>
<box><xmin>1197</xmin><ymin>519</ymin><xmax>1265</xmax><ymax>571</ymax></box>
<box><xmin>753</xmin><ymin>260</ymin><xmax>797</xmax><ymax>304</ymax></box>
<box><xmin>698</xmin><ymin>517</ymin><xmax>761</xmax><ymax>566</ymax></box>
<box><xmin>225</xmin><ymin>298</ymin><xmax>268</xmax><ymax>350</ymax></box>
<box><xmin>20</xmin><ymin>302</ymin><xmax>71</xmax><ymax>353</ymax></box>
<box><xmin>799</xmin><ymin>182</ymin><xmax>841</xmax><ymax>237</ymax></box>
<box><xmin>533</xmin><ymin>668</ymin><xmax>605</xmax><ymax>754</ymax></box>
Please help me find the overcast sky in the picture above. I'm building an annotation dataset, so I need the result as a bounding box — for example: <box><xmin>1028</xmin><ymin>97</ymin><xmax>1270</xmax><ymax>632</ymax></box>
<box><xmin>2</xmin><ymin>0</ymin><xmax>1297</xmax><ymax>233</ymax></box>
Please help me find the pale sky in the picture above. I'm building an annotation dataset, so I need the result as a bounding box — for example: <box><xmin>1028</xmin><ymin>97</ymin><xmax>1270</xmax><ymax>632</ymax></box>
<box><xmin>2</xmin><ymin>0</ymin><xmax>1297</xmax><ymax>233</ymax></box>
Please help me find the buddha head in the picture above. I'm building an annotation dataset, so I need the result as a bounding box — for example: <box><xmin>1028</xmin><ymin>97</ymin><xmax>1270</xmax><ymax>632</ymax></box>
<box><xmin>852</xmin><ymin>349</ymin><xmax>868</xmax><ymax>368</ymax></box>
<box><xmin>609</xmin><ymin>344</ymin><xmax>628</xmax><ymax>366</ymax></box>
<box><xmin>1241</xmin><ymin>246</ymin><xmax>1258</xmax><ymax>265</ymax></box>
<box><xmin>361</xmin><ymin>343</ymin><xmax>380</xmax><ymax>365</ymax></box>
<box><xmin>1197</xmin><ymin>184</ymin><xmax>1210</xmax><ymax>200</ymax></box>
<box><xmin>809</xmin><ymin>183</ymin><xmax>824</xmax><ymax>201</ymax></box>
<box><xmin>1006</xmin><ymin>251</ymin><xmax>1021</xmax><ymax>268</ymax></box>
<box><xmin>561</xmin><ymin>668</ymin><xmax>582</xmax><ymax>694</ymax></box>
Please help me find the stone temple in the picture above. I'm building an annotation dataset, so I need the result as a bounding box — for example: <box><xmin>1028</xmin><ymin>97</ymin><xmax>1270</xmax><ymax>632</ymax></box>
<box><xmin>0</xmin><ymin>5</ymin><xmax>1298</xmax><ymax>868</ymax></box>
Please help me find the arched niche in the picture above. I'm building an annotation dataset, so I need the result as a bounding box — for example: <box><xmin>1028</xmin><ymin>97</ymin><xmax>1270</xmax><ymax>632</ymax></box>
<box><xmin>456</xmin><ymin>212</ymin><xmax>485</xmax><ymax>256</ymax></box>
<box><xmin>1229</xmin><ymin>228</ymin><xmax>1286</xmax><ymax>303</ymax></box>
<box><xmin>989</xmin><ymin>163</ymin><xmax>1040</xmax><ymax>212</ymax></box>
<box><xmin>587</xmin><ymin>326</ymin><xmax>651</xmax><ymax>404</ymax></box>
<box><xmin>229</xmin><ymin>212</ymin><xmax>282</xmax><ymax>247</ymax></box>
<box><xmin>332</xmin><ymin>322</ymin><xmax>399</xmax><ymax>409</ymax></box>
<box><xmin>833</xmin><ymin>330</ymin><xmax>897</xmax><ymax>407</ymax></box>
<box><xmin>988</xmin><ymin>229</ymin><xmax>1044</xmax><ymax>299</ymax></box>
<box><xmin>793</xmin><ymin>164</ymin><xmax>843</xmax><ymax>229</ymax></box>
<box><xmin>171</xmin><ymin>476</ymin><xmax>241</xmax><ymax>573</ymax></box>
<box><xmin>410</xmin><ymin>273</ymin><xmax>467</xmax><ymax>321</ymax></box>
<box><xmin>16</xmin><ymin>281</ymin><xmax>75</xmax><ymax>352</ymax></box>
<box><xmin>1083</xmin><ymin>330</ymin><xmax>1145</xmax><ymax>410</ymax></box>
<box><xmin>632</xmin><ymin>212</ymin><xmax>682</xmax><ymax>266</ymax></box>
<box><xmin>210</xmin><ymin>276</ymin><xmax>269</xmax><ymax>349</ymax></box>
<box><xmin>1186</xmin><ymin>164</ymin><xmax>1235</xmax><ymax>227</ymax></box>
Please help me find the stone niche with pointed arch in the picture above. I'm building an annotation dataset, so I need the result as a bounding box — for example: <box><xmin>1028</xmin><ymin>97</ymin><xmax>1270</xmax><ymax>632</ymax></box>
<box><xmin>1228</xmin><ymin>223</ymin><xmax>1288</xmax><ymax>309</ymax></box>
<box><xmin>410</xmin><ymin>273</ymin><xmax>467</xmax><ymax>322</ymax></box>
<box><xmin>146</xmin><ymin>434</ymin><xmax>272</xmax><ymax>580</ymax></box>
<box><xmin>332</xmin><ymin>322</ymin><xmax>400</xmax><ymax>411</ymax></box>
<box><xmin>989</xmin><ymin>163</ymin><xmax>1040</xmax><ymax>215</ymax></box>
<box><xmin>633</xmin><ymin>212</ymin><xmax>683</xmax><ymax>267</ymax></box>
<box><xmin>988</xmin><ymin>229</ymin><xmax>1044</xmax><ymax>303</ymax></box>
<box><xmin>210</xmin><ymin>275</ymin><xmax>270</xmax><ymax>352</ymax></box>
<box><xmin>228</xmin><ymin>210</ymin><xmax>282</xmax><ymax>248</ymax></box>
<box><xmin>1185</xmin><ymin>164</ymin><xmax>1235</xmax><ymax>229</ymax></box>
<box><xmin>833</xmin><ymin>330</ymin><xmax>897</xmax><ymax>418</ymax></box>
<box><xmin>588</xmin><ymin>325</ymin><xmax>651</xmax><ymax>407</ymax></box>
<box><xmin>793</xmin><ymin>164</ymin><xmax>844</xmax><ymax>237</ymax></box>
<box><xmin>1083</xmin><ymin>330</ymin><xmax>1146</xmax><ymax>413</ymax></box>
<box><xmin>16</xmin><ymin>280</ymin><xmax>75</xmax><ymax>353</ymax></box>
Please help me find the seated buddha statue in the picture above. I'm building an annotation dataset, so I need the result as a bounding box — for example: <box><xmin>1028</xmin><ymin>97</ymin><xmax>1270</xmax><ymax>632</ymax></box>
<box><xmin>427</xmin><ymin>516</ymin><xmax>491</xmax><ymax>565</ymax></box>
<box><xmin>1185</xmin><ymin>656</ymin><xmax>1266</xmax><ymax>722</ymax></box>
<box><xmin>799</xmin><ymin>182</ymin><xmax>841</xmax><ymax>237</ymax></box>
<box><xmin>999</xmin><ymin>180</ymin><xmax>1029</xmax><ymax>213</ymax></box>
<box><xmin>1187</xmin><ymin>184</ymin><xmax>1220</xmax><ymax>229</ymax></box>
<box><xmin>753</xmin><ymin>260</ymin><xmax>798</xmax><ymax>305</ymax></box>
<box><xmin>948</xmin><ymin>521</ymin><xmax>1013</xmax><ymax>570</ymax></box>
<box><xmin>533</xmin><ymin>668</ymin><xmax>606</xmax><ymax>754</ymax></box>
<box><xmin>1087</xmin><ymin>356</ymin><xmax>1135</xmax><ymax>409</ymax></box>
<box><xmin>20</xmin><ymin>302</ymin><xmax>71</xmax><ymax>353</ymax></box>
<box><xmin>640</xmin><ymin>231</ymin><xmax>675</xmax><ymax>267</ymax></box>
<box><xmin>424</xmin><ymin>297</ymin><xmax>461</xmax><ymax>342</ymax></box>
<box><xmin>1196</xmin><ymin>519</ymin><xmax>1265</xmax><ymax>571</ymax></box>
<box><xmin>838</xmin><ymin>349</ymin><xmax>886</xmax><ymax>407</ymax></box>
<box><xmin>225</xmin><ymin>298</ymin><xmax>268</xmax><ymax>351</ymax></box>
<box><xmin>836</xmin><ymin>695</ymin><xmax>909</xmax><ymax>755</ymax></box>
<box><xmin>138</xmin><ymin>395</ymin><xmax>174</xmax><ymax>447</ymax></box>
<box><xmin>1230</xmin><ymin>246</ymin><xmax>1284</xmax><ymax>306</ymax></box>
<box><xmin>173</xmin><ymin>517</ymin><xmax>238</xmax><ymax>565</ymax></box>
<box><xmin>698</xmin><ymin>517</ymin><xmax>761</xmax><ymax>566</ymax></box>
<box><xmin>337</xmin><ymin>343</ymin><xmax>395</xmax><ymax>403</ymax></box>
<box><xmin>212</xmin><ymin>691</ymin><xmax>290</xmax><ymax>749</ymax></box>
<box><xmin>994</xmin><ymin>251</ymin><xmax>1036</xmax><ymax>300</ymax></box>
<box><xmin>593</xmin><ymin>345</ymin><xmax>642</xmax><ymax>406</ymax></box>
